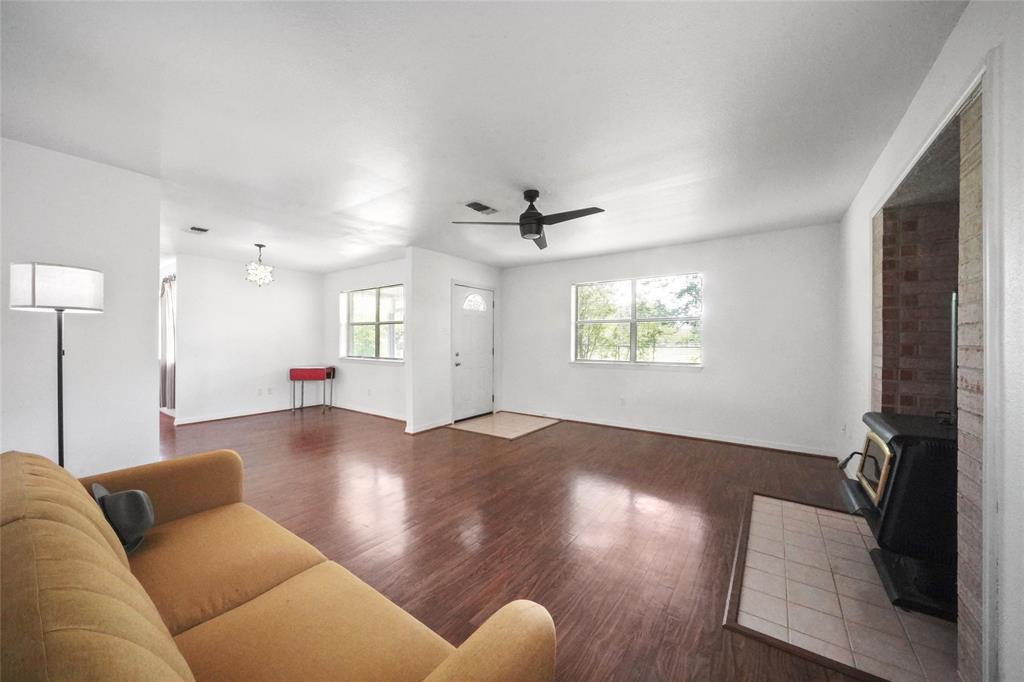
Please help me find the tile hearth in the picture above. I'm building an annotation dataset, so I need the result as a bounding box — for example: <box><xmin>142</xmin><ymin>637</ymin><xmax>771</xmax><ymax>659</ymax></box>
<box><xmin>736</xmin><ymin>495</ymin><xmax>958</xmax><ymax>682</ymax></box>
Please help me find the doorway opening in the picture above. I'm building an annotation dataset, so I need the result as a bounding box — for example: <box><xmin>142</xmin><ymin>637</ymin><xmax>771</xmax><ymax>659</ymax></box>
<box><xmin>159</xmin><ymin>271</ymin><xmax>176</xmax><ymax>419</ymax></box>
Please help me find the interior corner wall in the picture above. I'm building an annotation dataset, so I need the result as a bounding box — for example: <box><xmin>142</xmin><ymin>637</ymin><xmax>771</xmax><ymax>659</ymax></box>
<box><xmin>499</xmin><ymin>223</ymin><xmax>841</xmax><ymax>455</ymax></box>
<box><xmin>0</xmin><ymin>138</ymin><xmax>161</xmax><ymax>476</ymax></box>
<box><xmin>835</xmin><ymin>3</ymin><xmax>1023</xmax><ymax>678</ymax></box>
<box><xmin>174</xmin><ymin>253</ymin><xmax>322</xmax><ymax>424</ymax></box>
<box><xmin>321</xmin><ymin>257</ymin><xmax>408</xmax><ymax>421</ymax></box>
<box><xmin>405</xmin><ymin>246</ymin><xmax>499</xmax><ymax>433</ymax></box>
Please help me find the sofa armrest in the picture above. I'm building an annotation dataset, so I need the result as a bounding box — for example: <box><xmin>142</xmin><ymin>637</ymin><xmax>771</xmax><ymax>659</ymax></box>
<box><xmin>423</xmin><ymin>600</ymin><xmax>555</xmax><ymax>682</ymax></box>
<box><xmin>79</xmin><ymin>450</ymin><xmax>244</xmax><ymax>525</ymax></box>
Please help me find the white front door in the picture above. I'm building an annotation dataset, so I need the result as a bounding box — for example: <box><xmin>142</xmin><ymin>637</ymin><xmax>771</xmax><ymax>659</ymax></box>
<box><xmin>452</xmin><ymin>285</ymin><xmax>494</xmax><ymax>421</ymax></box>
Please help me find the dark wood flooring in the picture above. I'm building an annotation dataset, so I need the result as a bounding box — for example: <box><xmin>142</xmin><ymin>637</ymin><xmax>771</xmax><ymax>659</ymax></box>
<box><xmin>160</xmin><ymin>409</ymin><xmax>855</xmax><ymax>681</ymax></box>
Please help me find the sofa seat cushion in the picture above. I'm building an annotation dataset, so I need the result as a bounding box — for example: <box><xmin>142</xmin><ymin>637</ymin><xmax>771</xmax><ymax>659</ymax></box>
<box><xmin>175</xmin><ymin>561</ymin><xmax>455</xmax><ymax>682</ymax></box>
<box><xmin>130</xmin><ymin>502</ymin><xmax>325</xmax><ymax>635</ymax></box>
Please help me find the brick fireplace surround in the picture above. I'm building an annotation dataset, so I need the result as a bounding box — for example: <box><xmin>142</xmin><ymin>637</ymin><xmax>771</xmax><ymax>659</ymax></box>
<box><xmin>870</xmin><ymin>92</ymin><xmax>982</xmax><ymax>682</ymax></box>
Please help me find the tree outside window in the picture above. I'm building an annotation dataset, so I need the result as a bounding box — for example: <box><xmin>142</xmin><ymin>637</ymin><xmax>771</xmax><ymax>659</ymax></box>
<box><xmin>574</xmin><ymin>274</ymin><xmax>702</xmax><ymax>364</ymax></box>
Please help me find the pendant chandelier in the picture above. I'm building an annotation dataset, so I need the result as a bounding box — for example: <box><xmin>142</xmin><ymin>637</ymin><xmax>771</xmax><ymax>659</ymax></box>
<box><xmin>245</xmin><ymin>243</ymin><xmax>274</xmax><ymax>287</ymax></box>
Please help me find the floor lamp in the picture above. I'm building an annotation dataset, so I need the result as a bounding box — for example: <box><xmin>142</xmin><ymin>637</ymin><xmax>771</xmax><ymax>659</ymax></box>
<box><xmin>10</xmin><ymin>263</ymin><xmax>104</xmax><ymax>468</ymax></box>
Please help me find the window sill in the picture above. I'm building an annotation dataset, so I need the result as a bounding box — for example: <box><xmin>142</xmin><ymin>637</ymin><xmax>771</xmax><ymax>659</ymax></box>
<box><xmin>570</xmin><ymin>360</ymin><xmax>704</xmax><ymax>370</ymax></box>
<box><xmin>338</xmin><ymin>357</ymin><xmax>405</xmax><ymax>365</ymax></box>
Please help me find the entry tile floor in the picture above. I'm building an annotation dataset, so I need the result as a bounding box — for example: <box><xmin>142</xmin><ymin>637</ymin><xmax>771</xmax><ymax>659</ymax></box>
<box><xmin>447</xmin><ymin>411</ymin><xmax>559</xmax><ymax>439</ymax></box>
<box><xmin>737</xmin><ymin>495</ymin><xmax>958</xmax><ymax>682</ymax></box>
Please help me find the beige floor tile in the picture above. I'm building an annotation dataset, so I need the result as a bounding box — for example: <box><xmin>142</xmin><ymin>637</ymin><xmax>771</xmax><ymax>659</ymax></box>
<box><xmin>448</xmin><ymin>412</ymin><xmax>558</xmax><ymax>439</ymax></box>
<box><xmin>830</xmin><ymin>556</ymin><xmax>883</xmax><ymax>585</ymax></box>
<box><xmin>847</xmin><ymin>621</ymin><xmax>921</xmax><ymax>674</ymax></box>
<box><xmin>743</xmin><ymin>567</ymin><xmax>786</xmax><ymax>599</ymax></box>
<box><xmin>748</xmin><ymin>535</ymin><xmax>785</xmax><ymax>559</ymax></box>
<box><xmin>819</xmin><ymin>514</ymin><xmax>860</xmax><ymax>533</ymax></box>
<box><xmin>785</xmin><ymin>545</ymin><xmax>831</xmax><ymax>571</ymax></box>
<box><xmin>751</xmin><ymin>507</ymin><xmax>782</xmax><ymax>527</ymax></box>
<box><xmin>913</xmin><ymin>641</ymin><xmax>959</xmax><ymax>682</ymax></box>
<box><xmin>839</xmin><ymin>595</ymin><xmax>904</xmax><ymax>638</ymax></box>
<box><xmin>782</xmin><ymin>508</ymin><xmax>820</xmax><ymax>527</ymax></box>
<box><xmin>747</xmin><ymin>549</ymin><xmax>785</xmax><ymax>577</ymax></box>
<box><xmin>821</xmin><ymin>525</ymin><xmax>866</xmax><ymax>548</ymax></box>
<box><xmin>897</xmin><ymin>609</ymin><xmax>957</xmax><ymax>652</ymax></box>
<box><xmin>782</xmin><ymin>517</ymin><xmax>821</xmax><ymax>538</ymax></box>
<box><xmin>738</xmin><ymin>611</ymin><xmax>788</xmax><ymax>642</ymax></box>
<box><xmin>834</xmin><ymin>574</ymin><xmax>891</xmax><ymax>608</ymax></box>
<box><xmin>788</xmin><ymin>603</ymin><xmax>849</xmax><ymax>649</ymax></box>
<box><xmin>789</xmin><ymin>630</ymin><xmax>854</xmax><ymax>666</ymax></box>
<box><xmin>787</xmin><ymin>580</ymin><xmax>842</xmax><ymax>617</ymax></box>
<box><xmin>825</xmin><ymin>539</ymin><xmax>874</xmax><ymax>566</ymax></box>
<box><xmin>753</xmin><ymin>495</ymin><xmax>782</xmax><ymax>508</ymax></box>
<box><xmin>749</xmin><ymin>521</ymin><xmax>784</xmax><ymax>542</ymax></box>
<box><xmin>854</xmin><ymin>653</ymin><xmax>926</xmax><ymax>682</ymax></box>
<box><xmin>855</xmin><ymin>517</ymin><xmax>873</xmax><ymax>534</ymax></box>
<box><xmin>782</xmin><ymin>501</ymin><xmax>818</xmax><ymax>513</ymax></box>
<box><xmin>786</xmin><ymin>560</ymin><xmax>836</xmax><ymax>592</ymax></box>
<box><xmin>740</xmin><ymin>587</ymin><xmax>788</xmax><ymax>626</ymax></box>
<box><xmin>785</xmin><ymin>530</ymin><xmax>826</xmax><ymax>552</ymax></box>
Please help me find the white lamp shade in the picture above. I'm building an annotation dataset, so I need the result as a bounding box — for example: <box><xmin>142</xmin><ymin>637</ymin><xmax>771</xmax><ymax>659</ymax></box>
<box><xmin>10</xmin><ymin>263</ymin><xmax>104</xmax><ymax>313</ymax></box>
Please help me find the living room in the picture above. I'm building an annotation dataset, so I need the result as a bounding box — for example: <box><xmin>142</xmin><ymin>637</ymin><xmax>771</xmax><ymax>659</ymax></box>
<box><xmin>2</xmin><ymin>3</ymin><xmax>1021</xmax><ymax>681</ymax></box>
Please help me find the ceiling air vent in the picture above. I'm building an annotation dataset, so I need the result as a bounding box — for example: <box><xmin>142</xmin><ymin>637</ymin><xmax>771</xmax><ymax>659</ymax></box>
<box><xmin>465</xmin><ymin>201</ymin><xmax>498</xmax><ymax>215</ymax></box>
<box><xmin>189</xmin><ymin>226</ymin><xmax>209</xmax><ymax>233</ymax></box>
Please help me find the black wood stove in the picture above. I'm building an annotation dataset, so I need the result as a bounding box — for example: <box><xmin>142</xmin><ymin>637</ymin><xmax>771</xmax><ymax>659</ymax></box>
<box><xmin>841</xmin><ymin>412</ymin><xmax>957</xmax><ymax>620</ymax></box>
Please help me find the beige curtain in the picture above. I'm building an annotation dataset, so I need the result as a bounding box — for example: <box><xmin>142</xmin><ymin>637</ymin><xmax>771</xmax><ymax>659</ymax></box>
<box><xmin>159</xmin><ymin>275</ymin><xmax>176</xmax><ymax>409</ymax></box>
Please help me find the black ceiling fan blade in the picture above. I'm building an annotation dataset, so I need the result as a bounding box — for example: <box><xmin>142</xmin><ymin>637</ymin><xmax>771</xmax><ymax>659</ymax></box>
<box><xmin>541</xmin><ymin>207</ymin><xmax>604</xmax><ymax>225</ymax></box>
<box><xmin>534</xmin><ymin>233</ymin><xmax>548</xmax><ymax>250</ymax></box>
<box><xmin>451</xmin><ymin>221</ymin><xmax>519</xmax><ymax>225</ymax></box>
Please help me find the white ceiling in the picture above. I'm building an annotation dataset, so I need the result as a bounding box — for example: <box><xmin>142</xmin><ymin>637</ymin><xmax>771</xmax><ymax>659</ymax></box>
<box><xmin>2</xmin><ymin>2</ymin><xmax>965</xmax><ymax>271</ymax></box>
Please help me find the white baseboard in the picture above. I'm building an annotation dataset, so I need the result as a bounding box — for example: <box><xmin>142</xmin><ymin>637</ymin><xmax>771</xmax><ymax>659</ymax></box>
<box><xmin>500</xmin><ymin>408</ymin><xmax>836</xmax><ymax>459</ymax></box>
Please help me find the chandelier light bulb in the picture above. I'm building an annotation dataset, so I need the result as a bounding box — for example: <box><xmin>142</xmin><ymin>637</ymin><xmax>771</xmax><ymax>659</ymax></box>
<box><xmin>245</xmin><ymin>243</ymin><xmax>274</xmax><ymax>287</ymax></box>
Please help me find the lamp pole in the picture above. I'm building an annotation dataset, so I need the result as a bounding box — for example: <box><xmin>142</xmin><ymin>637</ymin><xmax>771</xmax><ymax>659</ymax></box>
<box><xmin>56</xmin><ymin>308</ymin><xmax>65</xmax><ymax>468</ymax></box>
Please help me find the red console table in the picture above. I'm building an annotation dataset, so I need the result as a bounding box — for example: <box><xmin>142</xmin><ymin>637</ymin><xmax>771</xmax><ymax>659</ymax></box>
<box><xmin>289</xmin><ymin>366</ymin><xmax>336</xmax><ymax>414</ymax></box>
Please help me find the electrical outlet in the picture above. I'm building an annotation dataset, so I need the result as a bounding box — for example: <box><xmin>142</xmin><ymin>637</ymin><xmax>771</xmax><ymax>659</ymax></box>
<box><xmin>267</xmin><ymin>387</ymin><xmax>273</xmax><ymax>395</ymax></box>
<box><xmin>619</xmin><ymin>396</ymin><xmax>626</xmax><ymax>406</ymax></box>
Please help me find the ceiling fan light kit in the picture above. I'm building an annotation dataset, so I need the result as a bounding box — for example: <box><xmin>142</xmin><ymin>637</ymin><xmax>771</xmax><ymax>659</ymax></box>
<box><xmin>452</xmin><ymin>189</ymin><xmax>603</xmax><ymax>250</ymax></box>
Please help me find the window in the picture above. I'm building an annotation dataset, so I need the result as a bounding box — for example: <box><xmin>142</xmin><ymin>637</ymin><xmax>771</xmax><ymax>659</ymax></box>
<box><xmin>573</xmin><ymin>273</ymin><xmax>702</xmax><ymax>364</ymax></box>
<box><xmin>343</xmin><ymin>285</ymin><xmax>404</xmax><ymax>359</ymax></box>
<box><xmin>462</xmin><ymin>292</ymin><xmax>488</xmax><ymax>311</ymax></box>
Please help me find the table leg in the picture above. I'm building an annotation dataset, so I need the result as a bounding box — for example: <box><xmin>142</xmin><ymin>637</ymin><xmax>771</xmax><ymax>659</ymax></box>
<box><xmin>291</xmin><ymin>381</ymin><xmax>294</xmax><ymax>412</ymax></box>
<box><xmin>322</xmin><ymin>379</ymin><xmax>326</xmax><ymax>415</ymax></box>
<box><xmin>301</xmin><ymin>381</ymin><xmax>305</xmax><ymax>409</ymax></box>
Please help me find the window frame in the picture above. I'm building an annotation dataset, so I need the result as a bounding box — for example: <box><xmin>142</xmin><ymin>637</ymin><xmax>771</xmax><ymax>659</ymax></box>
<box><xmin>344</xmin><ymin>284</ymin><xmax>404</xmax><ymax>361</ymax></box>
<box><xmin>571</xmin><ymin>273</ymin><xmax>703</xmax><ymax>366</ymax></box>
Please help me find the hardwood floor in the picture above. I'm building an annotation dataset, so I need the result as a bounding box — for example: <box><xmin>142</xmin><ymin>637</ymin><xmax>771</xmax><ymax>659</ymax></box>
<box><xmin>160</xmin><ymin>408</ymin><xmax>856</xmax><ymax>681</ymax></box>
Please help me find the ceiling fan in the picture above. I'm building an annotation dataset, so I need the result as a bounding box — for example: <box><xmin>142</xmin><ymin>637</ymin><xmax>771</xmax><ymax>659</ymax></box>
<box><xmin>452</xmin><ymin>189</ymin><xmax>603</xmax><ymax>250</ymax></box>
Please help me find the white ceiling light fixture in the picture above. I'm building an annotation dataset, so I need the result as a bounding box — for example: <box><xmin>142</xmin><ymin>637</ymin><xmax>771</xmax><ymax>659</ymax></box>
<box><xmin>245</xmin><ymin>243</ymin><xmax>274</xmax><ymax>287</ymax></box>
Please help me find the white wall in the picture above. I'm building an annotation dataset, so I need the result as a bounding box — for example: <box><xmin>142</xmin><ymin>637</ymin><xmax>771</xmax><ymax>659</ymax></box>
<box><xmin>835</xmin><ymin>2</ymin><xmax>1023</xmax><ymax>675</ymax></box>
<box><xmin>405</xmin><ymin>247</ymin><xmax>499</xmax><ymax>432</ymax></box>
<box><xmin>174</xmin><ymin>254</ymin><xmax>322</xmax><ymax>424</ymax></box>
<box><xmin>500</xmin><ymin>223</ymin><xmax>840</xmax><ymax>455</ymax></box>
<box><xmin>321</xmin><ymin>257</ymin><xmax>408</xmax><ymax>421</ymax></box>
<box><xmin>1</xmin><ymin>139</ymin><xmax>160</xmax><ymax>476</ymax></box>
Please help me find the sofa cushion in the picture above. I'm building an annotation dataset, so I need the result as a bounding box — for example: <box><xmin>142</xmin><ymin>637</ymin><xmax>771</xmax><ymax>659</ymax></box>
<box><xmin>1</xmin><ymin>453</ymin><xmax>194</xmax><ymax>682</ymax></box>
<box><xmin>175</xmin><ymin>561</ymin><xmax>455</xmax><ymax>682</ymax></box>
<box><xmin>130</xmin><ymin>502</ymin><xmax>326</xmax><ymax>635</ymax></box>
<box><xmin>1</xmin><ymin>452</ymin><xmax>129</xmax><ymax>567</ymax></box>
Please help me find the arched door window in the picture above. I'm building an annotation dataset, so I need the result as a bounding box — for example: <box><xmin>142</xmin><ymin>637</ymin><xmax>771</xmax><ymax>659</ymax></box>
<box><xmin>462</xmin><ymin>293</ymin><xmax>488</xmax><ymax>312</ymax></box>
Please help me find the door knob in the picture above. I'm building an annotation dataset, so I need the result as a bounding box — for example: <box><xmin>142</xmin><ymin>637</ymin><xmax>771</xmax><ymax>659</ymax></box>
<box><xmin>454</xmin><ymin>362</ymin><xmax>462</xmax><ymax>367</ymax></box>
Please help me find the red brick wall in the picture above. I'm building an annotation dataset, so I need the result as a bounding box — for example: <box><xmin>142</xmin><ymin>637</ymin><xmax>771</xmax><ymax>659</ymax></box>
<box><xmin>877</xmin><ymin>202</ymin><xmax>959</xmax><ymax>416</ymax></box>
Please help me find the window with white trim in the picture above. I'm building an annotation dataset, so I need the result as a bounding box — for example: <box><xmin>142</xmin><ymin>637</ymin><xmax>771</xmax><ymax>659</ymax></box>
<box><xmin>572</xmin><ymin>274</ymin><xmax>703</xmax><ymax>364</ymax></box>
<box><xmin>342</xmin><ymin>285</ymin><xmax>404</xmax><ymax>359</ymax></box>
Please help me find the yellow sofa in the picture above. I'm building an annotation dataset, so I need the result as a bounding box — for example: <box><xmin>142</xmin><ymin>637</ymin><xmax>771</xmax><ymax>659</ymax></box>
<box><xmin>1</xmin><ymin>450</ymin><xmax>556</xmax><ymax>681</ymax></box>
